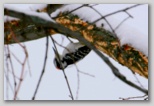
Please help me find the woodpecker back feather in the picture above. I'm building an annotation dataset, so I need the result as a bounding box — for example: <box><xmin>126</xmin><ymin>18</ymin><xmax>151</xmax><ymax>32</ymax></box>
<box><xmin>62</xmin><ymin>42</ymin><xmax>85</xmax><ymax>56</ymax></box>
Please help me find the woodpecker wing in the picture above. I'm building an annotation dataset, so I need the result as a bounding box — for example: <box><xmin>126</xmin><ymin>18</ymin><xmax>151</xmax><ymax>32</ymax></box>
<box><xmin>62</xmin><ymin>46</ymin><xmax>91</xmax><ymax>66</ymax></box>
<box><xmin>62</xmin><ymin>42</ymin><xmax>85</xmax><ymax>56</ymax></box>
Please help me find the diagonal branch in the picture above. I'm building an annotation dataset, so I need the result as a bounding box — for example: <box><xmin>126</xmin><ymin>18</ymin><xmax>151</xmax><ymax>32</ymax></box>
<box><xmin>50</xmin><ymin>36</ymin><xmax>74</xmax><ymax>100</ymax></box>
<box><xmin>32</xmin><ymin>34</ymin><xmax>49</xmax><ymax>100</ymax></box>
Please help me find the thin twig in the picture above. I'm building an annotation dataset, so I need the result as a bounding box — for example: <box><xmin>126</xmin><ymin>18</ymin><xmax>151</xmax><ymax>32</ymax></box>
<box><xmin>32</xmin><ymin>35</ymin><xmax>49</xmax><ymax>100</ymax></box>
<box><xmin>52</xmin><ymin>4</ymin><xmax>88</xmax><ymax>19</ymax></box>
<box><xmin>125</xmin><ymin>11</ymin><xmax>133</xmax><ymax>18</ymax></box>
<box><xmin>14</xmin><ymin>45</ymin><xmax>28</xmax><ymax>100</ymax></box>
<box><xmin>4</xmin><ymin>70</ymin><xmax>15</xmax><ymax>99</ymax></box>
<box><xmin>5</xmin><ymin>45</ymin><xmax>17</xmax><ymax>95</ymax></box>
<box><xmin>4</xmin><ymin>48</ymin><xmax>10</xmax><ymax>100</ymax></box>
<box><xmin>27</xmin><ymin>56</ymin><xmax>32</xmax><ymax>77</ymax></box>
<box><xmin>89</xmin><ymin>4</ymin><xmax>99</xmax><ymax>7</ymax></box>
<box><xmin>50</xmin><ymin>36</ymin><xmax>74</xmax><ymax>100</ymax></box>
<box><xmin>88</xmin><ymin>5</ymin><xmax>117</xmax><ymax>38</ymax></box>
<box><xmin>73</xmin><ymin>64</ymin><xmax>80</xmax><ymax>100</ymax></box>
<box><xmin>10</xmin><ymin>51</ymin><xmax>22</xmax><ymax>64</ymax></box>
<box><xmin>114</xmin><ymin>16</ymin><xmax>130</xmax><ymax>31</ymax></box>
<box><xmin>119</xmin><ymin>94</ymin><xmax>148</xmax><ymax>100</ymax></box>
<box><xmin>6</xmin><ymin>60</ymin><xmax>20</xmax><ymax>80</ymax></box>
<box><xmin>92</xmin><ymin>4</ymin><xmax>142</xmax><ymax>23</ymax></box>
<box><xmin>73</xmin><ymin>64</ymin><xmax>95</xmax><ymax>100</ymax></box>
<box><xmin>78</xmin><ymin>71</ymin><xmax>95</xmax><ymax>77</ymax></box>
<box><xmin>66</xmin><ymin>36</ymin><xmax>74</xmax><ymax>43</ymax></box>
<box><xmin>133</xmin><ymin>73</ymin><xmax>145</xmax><ymax>89</ymax></box>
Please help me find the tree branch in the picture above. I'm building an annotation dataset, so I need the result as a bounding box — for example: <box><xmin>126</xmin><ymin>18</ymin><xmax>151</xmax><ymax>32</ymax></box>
<box><xmin>32</xmin><ymin>35</ymin><xmax>49</xmax><ymax>100</ymax></box>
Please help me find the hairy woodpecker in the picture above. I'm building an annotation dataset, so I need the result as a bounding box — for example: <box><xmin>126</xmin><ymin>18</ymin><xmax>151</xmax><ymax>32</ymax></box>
<box><xmin>53</xmin><ymin>42</ymin><xmax>91</xmax><ymax>70</ymax></box>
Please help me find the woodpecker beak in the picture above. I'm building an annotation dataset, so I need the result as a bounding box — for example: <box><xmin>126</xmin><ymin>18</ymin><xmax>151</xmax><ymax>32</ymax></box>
<box><xmin>52</xmin><ymin>47</ymin><xmax>59</xmax><ymax>58</ymax></box>
<box><xmin>52</xmin><ymin>47</ymin><xmax>57</xmax><ymax>54</ymax></box>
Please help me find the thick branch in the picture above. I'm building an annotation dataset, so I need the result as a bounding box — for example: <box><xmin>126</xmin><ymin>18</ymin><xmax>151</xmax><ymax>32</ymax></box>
<box><xmin>4</xmin><ymin>8</ymin><xmax>148</xmax><ymax>79</ymax></box>
<box><xmin>4</xmin><ymin>21</ymin><xmax>47</xmax><ymax>44</ymax></box>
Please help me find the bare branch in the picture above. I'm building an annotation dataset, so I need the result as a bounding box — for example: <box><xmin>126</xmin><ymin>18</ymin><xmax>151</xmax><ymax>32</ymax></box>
<box><xmin>32</xmin><ymin>34</ymin><xmax>49</xmax><ymax>100</ymax></box>
<box><xmin>88</xmin><ymin>5</ymin><xmax>117</xmax><ymax>38</ymax></box>
<box><xmin>114</xmin><ymin>16</ymin><xmax>131</xmax><ymax>31</ymax></box>
<box><xmin>14</xmin><ymin>44</ymin><xmax>28</xmax><ymax>100</ymax></box>
<box><xmin>119</xmin><ymin>94</ymin><xmax>148</xmax><ymax>100</ymax></box>
<box><xmin>4</xmin><ymin>70</ymin><xmax>15</xmax><ymax>99</ymax></box>
<box><xmin>50</xmin><ymin>36</ymin><xmax>74</xmax><ymax>100</ymax></box>
<box><xmin>92</xmin><ymin>4</ymin><xmax>142</xmax><ymax>23</ymax></box>
<box><xmin>5</xmin><ymin>45</ymin><xmax>17</xmax><ymax>94</ymax></box>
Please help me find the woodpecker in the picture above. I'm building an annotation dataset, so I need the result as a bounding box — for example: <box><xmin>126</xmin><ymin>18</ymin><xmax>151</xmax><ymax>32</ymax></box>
<box><xmin>53</xmin><ymin>42</ymin><xmax>91</xmax><ymax>70</ymax></box>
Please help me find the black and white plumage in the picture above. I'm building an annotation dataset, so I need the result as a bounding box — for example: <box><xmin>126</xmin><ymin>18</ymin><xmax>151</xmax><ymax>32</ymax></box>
<box><xmin>53</xmin><ymin>42</ymin><xmax>91</xmax><ymax>70</ymax></box>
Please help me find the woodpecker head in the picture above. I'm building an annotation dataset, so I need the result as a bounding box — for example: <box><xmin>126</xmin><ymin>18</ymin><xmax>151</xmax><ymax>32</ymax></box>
<box><xmin>53</xmin><ymin>57</ymin><xmax>63</xmax><ymax>70</ymax></box>
<box><xmin>53</xmin><ymin>48</ymin><xmax>67</xmax><ymax>70</ymax></box>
